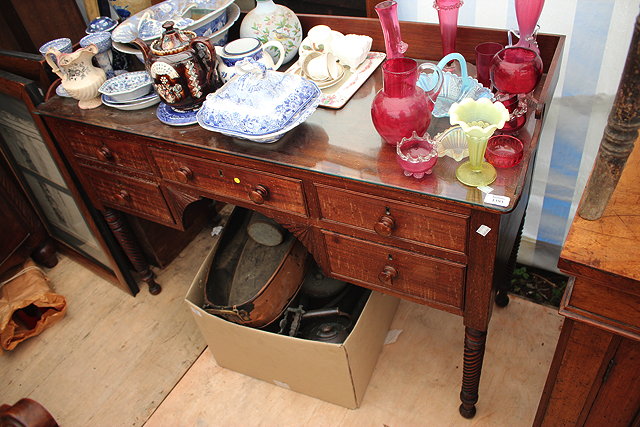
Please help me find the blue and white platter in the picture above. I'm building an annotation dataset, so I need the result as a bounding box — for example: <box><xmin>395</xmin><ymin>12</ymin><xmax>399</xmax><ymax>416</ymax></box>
<box><xmin>157</xmin><ymin>102</ymin><xmax>199</xmax><ymax>126</ymax></box>
<box><xmin>196</xmin><ymin>70</ymin><xmax>321</xmax><ymax>143</ymax></box>
<box><xmin>56</xmin><ymin>84</ymin><xmax>71</xmax><ymax>98</ymax></box>
<box><xmin>112</xmin><ymin>0</ymin><xmax>234</xmax><ymax>43</ymax></box>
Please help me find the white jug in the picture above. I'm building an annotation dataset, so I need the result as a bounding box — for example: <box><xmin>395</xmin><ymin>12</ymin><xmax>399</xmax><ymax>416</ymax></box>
<box><xmin>215</xmin><ymin>37</ymin><xmax>285</xmax><ymax>83</ymax></box>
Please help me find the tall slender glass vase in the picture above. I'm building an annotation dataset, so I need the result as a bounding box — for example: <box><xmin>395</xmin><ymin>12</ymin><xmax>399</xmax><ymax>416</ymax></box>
<box><xmin>514</xmin><ymin>0</ymin><xmax>545</xmax><ymax>52</ymax></box>
<box><xmin>434</xmin><ymin>0</ymin><xmax>463</xmax><ymax>60</ymax></box>
<box><xmin>375</xmin><ymin>1</ymin><xmax>408</xmax><ymax>59</ymax></box>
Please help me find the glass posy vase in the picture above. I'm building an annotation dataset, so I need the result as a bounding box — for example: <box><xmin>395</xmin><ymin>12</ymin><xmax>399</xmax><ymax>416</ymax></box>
<box><xmin>371</xmin><ymin>58</ymin><xmax>444</xmax><ymax>146</ymax></box>
<box><xmin>375</xmin><ymin>1</ymin><xmax>408</xmax><ymax>59</ymax></box>
<box><xmin>449</xmin><ymin>98</ymin><xmax>510</xmax><ymax>187</ymax></box>
<box><xmin>434</xmin><ymin>0</ymin><xmax>463</xmax><ymax>59</ymax></box>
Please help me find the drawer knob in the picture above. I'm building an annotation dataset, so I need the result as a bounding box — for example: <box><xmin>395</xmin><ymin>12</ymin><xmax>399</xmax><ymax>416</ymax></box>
<box><xmin>374</xmin><ymin>215</ymin><xmax>396</xmax><ymax>236</ymax></box>
<box><xmin>249</xmin><ymin>185</ymin><xmax>269</xmax><ymax>204</ymax></box>
<box><xmin>116</xmin><ymin>190</ymin><xmax>131</xmax><ymax>203</ymax></box>
<box><xmin>177</xmin><ymin>166</ymin><xmax>193</xmax><ymax>183</ymax></box>
<box><xmin>378</xmin><ymin>265</ymin><xmax>398</xmax><ymax>286</ymax></box>
<box><xmin>97</xmin><ymin>146</ymin><xmax>113</xmax><ymax>161</ymax></box>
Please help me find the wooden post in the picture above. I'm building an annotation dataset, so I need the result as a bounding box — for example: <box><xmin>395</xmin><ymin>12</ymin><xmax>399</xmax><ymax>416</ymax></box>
<box><xmin>578</xmin><ymin>11</ymin><xmax>640</xmax><ymax>220</ymax></box>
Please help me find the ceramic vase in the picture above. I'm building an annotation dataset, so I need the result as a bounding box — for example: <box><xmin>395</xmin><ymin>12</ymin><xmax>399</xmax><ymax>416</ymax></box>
<box><xmin>45</xmin><ymin>45</ymin><xmax>107</xmax><ymax>109</ymax></box>
<box><xmin>239</xmin><ymin>0</ymin><xmax>302</xmax><ymax>64</ymax></box>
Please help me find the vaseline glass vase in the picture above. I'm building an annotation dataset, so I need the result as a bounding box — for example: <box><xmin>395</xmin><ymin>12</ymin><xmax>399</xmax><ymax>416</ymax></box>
<box><xmin>449</xmin><ymin>98</ymin><xmax>510</xmax><ymax>187</ymax></box>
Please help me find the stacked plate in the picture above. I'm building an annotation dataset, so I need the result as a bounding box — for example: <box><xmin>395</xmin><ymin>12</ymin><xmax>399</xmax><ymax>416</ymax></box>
<box><xmin>197</xmin><ymin>70</ymin><xmax>321</xmax><ymax>143</ymax></box>
<box><xmin>99</xmin><ymin>71</ymin><xmax>160</xmax><ymax>110</ymax></box>
<box><xmin>102</xmin><ymin>91</ymin><xmax>160</xmax><ymax>110</ymax></box>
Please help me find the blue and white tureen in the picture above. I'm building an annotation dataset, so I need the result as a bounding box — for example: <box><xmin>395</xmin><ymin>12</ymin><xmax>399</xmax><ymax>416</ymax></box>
<box><xmin>197</xmin><ymin>68</ymin><xmax>321</xmax><ymax>143</ymax></box>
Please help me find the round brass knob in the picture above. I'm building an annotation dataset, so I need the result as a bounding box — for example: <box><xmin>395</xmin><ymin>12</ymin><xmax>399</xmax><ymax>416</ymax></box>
<box><xmin>177</xmin><ymin>166</ymin><xmax>193</xmax><ymax>183</ymax></box>
<box><xmin>374</xmin><ymin>215</ymin><xmax>395</xmax><ymax>236</ymax></box>
<box><xmin>378</xmin><ymin>265</ymin><xmax>398</xmax><ymax>286</ymax></box>
<box><xmin>97</xmin><ymin>146</ymin><xmax>113</xmax><ymax>161</ymax></box>
<box><xmin>116</xmin><ymin>190</ymin><xmax>130</xmax><ymax>203</ymax></box>
<box><xmin>249</xmin><ymin>185</ymin><xmax>269</xmax><ymax>204</ymax></box>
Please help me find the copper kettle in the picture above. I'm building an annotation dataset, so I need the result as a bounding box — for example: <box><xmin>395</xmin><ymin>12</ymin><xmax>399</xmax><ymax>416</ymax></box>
<box><xmin>132</xmin><ymin>21</ymin><xmax>220</xmax><ymax>111</ymax></box>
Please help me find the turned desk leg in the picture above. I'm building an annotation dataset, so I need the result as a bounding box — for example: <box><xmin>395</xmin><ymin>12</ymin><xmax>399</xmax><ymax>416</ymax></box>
<box><xmin>103</xmin><ymin>208</ymin><xmax>162</xmax><ymax>295</ymax></box>
<box><xmin>459</xmin><ymin>327</ymin><xmax>487</xmax><ymax>418</ymax></box>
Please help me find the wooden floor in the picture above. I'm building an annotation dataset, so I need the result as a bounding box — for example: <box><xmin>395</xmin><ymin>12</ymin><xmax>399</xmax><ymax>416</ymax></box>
<box><xmin>1</xmin><ymin>225</ymin><xmax>564</xmax><ymax>426</ymax></box>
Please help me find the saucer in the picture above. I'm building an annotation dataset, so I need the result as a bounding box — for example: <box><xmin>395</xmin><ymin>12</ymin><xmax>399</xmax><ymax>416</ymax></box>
<box><xmin>156</xmin><ymin>103</ymin><xmax>199</xmax><ymax>126</ymax></box>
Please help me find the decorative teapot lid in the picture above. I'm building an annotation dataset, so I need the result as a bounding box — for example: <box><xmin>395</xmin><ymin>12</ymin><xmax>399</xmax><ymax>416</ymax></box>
<box><xmin>150</xmin><ymin>21</ymin><xmax>196</xmax><ymax>55</ymax></box>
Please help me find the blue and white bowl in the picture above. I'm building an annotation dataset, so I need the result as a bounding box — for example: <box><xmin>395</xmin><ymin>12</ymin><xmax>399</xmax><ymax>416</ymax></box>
<box><xmin>98</xmin><ymin>71</ymin><xmax>153</xmax><ymax>102</ymax></box>
<box><xmin>197</xmin><ymin>70</ymin><xmax>321</xmax><ymax>143</ymax></box>
<box><xmin>39</xmin><ymin>38</ymin><xmax>72</xmax><ymax>57</ymax></box>
<box><xmin>86</xmin><ymin>16</ymin><xmax>118</xmax><ymax>34</ymax></box>
<box><xmin>80</xmin><ymin>32</ymin><xmax>112</xmax><ymax>53</ymax></box>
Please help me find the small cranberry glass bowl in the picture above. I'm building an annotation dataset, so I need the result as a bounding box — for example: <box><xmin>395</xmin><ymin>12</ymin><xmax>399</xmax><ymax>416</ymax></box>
<box><xmin>485</xmin><ymin>135</ymin><xmax>524</xmax><ymax>168</ymax></box>
<box><xmin>396</xmin><ymin>131</ymin><xmax>438</xmax><ymax>179</ymax></box>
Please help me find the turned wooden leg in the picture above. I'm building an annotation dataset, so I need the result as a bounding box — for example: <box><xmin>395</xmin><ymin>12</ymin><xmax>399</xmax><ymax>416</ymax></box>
<box><xmin>459</xmin><ymin>327</ymin><xmax>487</xmax><ymax>418</ymax></box>
<box><xmin>495</xmin><ymin>212</ymin><xmax>527</xmax><ymax>307</ymax></box>
<box><xmin>103</xmin><ymin>208</ymin><xmax>161</xmax><ymax>295</ymax></box>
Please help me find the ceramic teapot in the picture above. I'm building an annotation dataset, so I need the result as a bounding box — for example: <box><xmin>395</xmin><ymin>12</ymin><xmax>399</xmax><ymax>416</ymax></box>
<box><xmin>45</xmin><ymin>45</ymin><xmax>106</xmax><ymax>109</ymax></box>
<box><xmin>132</xmin><ymin>21</ymin><xmax>220</xmax><ymax>110</ymax></box>
<box><xmin>215</xmin><ymin>37</ymin><xmax>285</xmax><ymax>83</ymax></box>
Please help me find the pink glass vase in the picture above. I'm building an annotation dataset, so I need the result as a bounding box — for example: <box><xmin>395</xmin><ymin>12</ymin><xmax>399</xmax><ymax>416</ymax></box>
<box><xmin>371</xmin><ymin>58</ymin><xmax>443</xmax><ymax>145</ymax></box>
<box><xmin>515</xmin><ymin>0</ymin><xmax>545</xmax><ymax>52</ymax></box>
<box><xmin>375</xmin><ymin>1</ymin><xmax>408</xmax><ymax>59</ymax></box>
<box><xmin>434</xmin><ymin>0</ymin><xmax>463</xmax><ymax>59</ymax></box>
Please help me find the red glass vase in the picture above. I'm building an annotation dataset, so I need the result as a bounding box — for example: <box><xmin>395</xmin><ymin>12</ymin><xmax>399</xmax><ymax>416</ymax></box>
<box><xmin>434</xmin><ymin>0</ymin><xmax>463</xmax><ymax>58</ymax></box>
<box><xmin>375</xmin><ymin>1</ymin><xmax>408</xmax><ymax>59</ymax></box>
<box><xmin>515</xmin><ymin>0</ymin><xmax>545</xmax><ymax>52</ymax></box>
<box><xmin>371</xmin><ymin>58</ymin><xmax>443</xmax><ymax>146</ymax></box>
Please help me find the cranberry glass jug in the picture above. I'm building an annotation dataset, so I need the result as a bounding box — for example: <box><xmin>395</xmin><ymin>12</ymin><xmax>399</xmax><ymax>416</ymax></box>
<box><xmin>371</xmin><ymin>58</ymin><xmax>444</xmax><ymax>145</ymax></box>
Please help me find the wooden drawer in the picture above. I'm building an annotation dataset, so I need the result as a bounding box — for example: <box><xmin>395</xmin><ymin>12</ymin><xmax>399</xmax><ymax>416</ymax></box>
<box><xmin>151</xmin><ymin>149</ymin><xmax>307</xmax><ymax>216</ymax></box>
<box><xmin>80</xmin><ymin>165</ymin><xmax>174</xmax><ymax>225</ymax></box>
<box><xmin>562</xmin><ymin>277</ymin><xmax>640</xmax><ymax>337</ymax></box>
<box><xmin>316</xmin><ymin>185</ymin><xmax>468</xmax><ymax>254</ymax></box>
<box><xmin>322</xmin><ymin>231</ymin><xmax>465</xmax><ymax>312</ymax></box>
<box><xmin>53</xmin><ymin>121</ymin><xmax>153</xmax><ymax>173</ymax></box>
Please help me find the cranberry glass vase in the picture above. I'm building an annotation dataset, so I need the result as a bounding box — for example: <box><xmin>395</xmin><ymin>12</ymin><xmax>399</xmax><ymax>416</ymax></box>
<box><xmin>515</xmin><ymin>0</ymin><xmax>545</xmax><ymax>52</ymax></box>
<box><xmin>434</xmin><ymin>0</ymin><xmax>463</xmax><ymax>59</ymax></box>
<box><xmin>371</xmin><ymin>58</ymin><xmax>443</xmax><ymax>145</ymax></box>
<box><xmin>489</xmin><ymin>46</ymin><xmax>542</xmax><ymax>132</ymax></box>
<box><xmin>375</xmin><ymin>1</ymin><xmax>408</xmax><ymax>59</ymax></box>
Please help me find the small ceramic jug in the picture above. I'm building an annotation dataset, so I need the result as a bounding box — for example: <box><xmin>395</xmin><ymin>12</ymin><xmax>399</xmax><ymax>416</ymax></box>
<box><xmin>215</xmin><ymin>37</ymin><xmax>285</xmax><ymax>83</ymax></box>
<box><xmin>45</xmin><ymin>45</ymin><xmax>106</xmax><ymax>109</ymax></box>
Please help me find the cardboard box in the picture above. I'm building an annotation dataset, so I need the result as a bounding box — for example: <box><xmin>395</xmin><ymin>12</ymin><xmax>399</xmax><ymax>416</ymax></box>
<box><xmin>185</xmin><ymin>243</ymin><xmax>399</xmax><ymax>409</ymax></box>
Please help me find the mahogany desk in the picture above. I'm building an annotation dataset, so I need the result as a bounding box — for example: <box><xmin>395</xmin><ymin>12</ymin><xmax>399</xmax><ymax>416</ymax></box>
<box><xmin>37</xmin><ymin>15</ymin><xmax>564</xmax><ymax>418</ymax></box>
